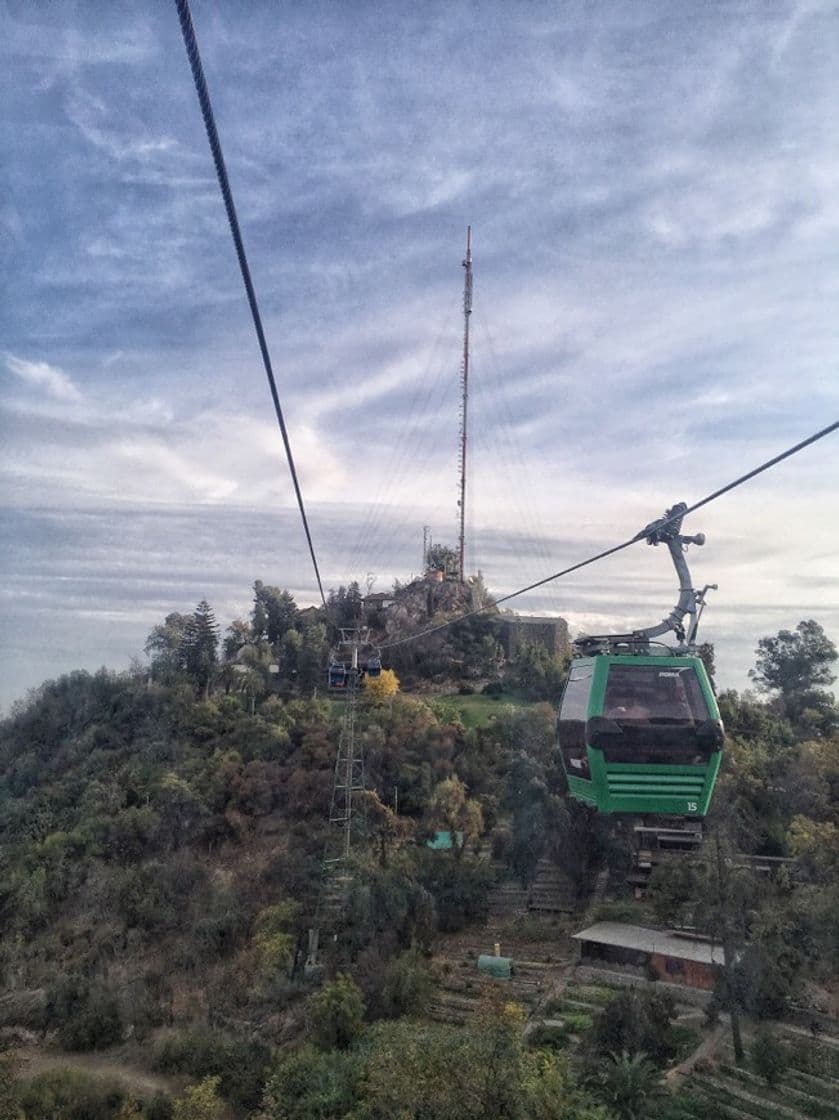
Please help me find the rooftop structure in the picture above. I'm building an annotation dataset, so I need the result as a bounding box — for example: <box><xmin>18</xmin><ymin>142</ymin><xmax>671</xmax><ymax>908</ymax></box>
<box><xmin>573</xmin><ymin>922</ymin><xmax>724</xmax><ymax>965</ymax></box>
<box><xmin>573</xmin><ymin>921</ymin><xmax>725</xmax><ymax>989</ymax></box>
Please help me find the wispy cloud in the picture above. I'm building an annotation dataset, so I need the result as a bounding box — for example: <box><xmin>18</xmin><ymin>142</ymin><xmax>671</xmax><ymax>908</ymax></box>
<box><xmin>5</xmin><ymin>354</ymin><xmax>81</xmax><ymax>401</ymax></box>
<box><xmin>1</xmin><ymin>2</ymin><xmax>838</xmax><ymax>707</ymax></box>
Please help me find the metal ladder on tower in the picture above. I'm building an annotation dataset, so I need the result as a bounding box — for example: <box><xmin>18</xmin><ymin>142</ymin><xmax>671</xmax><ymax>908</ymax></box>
<box><xmin>305</xmin><ymin>639</ymin><xmax>366</xmax><ymax>974</ymax></box>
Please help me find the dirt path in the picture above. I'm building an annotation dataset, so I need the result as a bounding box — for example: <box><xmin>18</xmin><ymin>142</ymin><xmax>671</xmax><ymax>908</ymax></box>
<box><xmin>15</xmin><ymin>1045</ymin><xmax>186</xmax><ymax>1100</ymax></box>
<box><xmin>665</xmin><ymin>1022</ymin><xmax>727</xmax><ymax>1085</ymax></box>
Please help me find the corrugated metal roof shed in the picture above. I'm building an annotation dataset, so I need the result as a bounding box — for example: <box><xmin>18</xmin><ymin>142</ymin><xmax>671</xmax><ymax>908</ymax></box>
<box><xmin>572</xmin><ymin>922</ymin><xmax>725</xmax><ymax>965</ymax></box>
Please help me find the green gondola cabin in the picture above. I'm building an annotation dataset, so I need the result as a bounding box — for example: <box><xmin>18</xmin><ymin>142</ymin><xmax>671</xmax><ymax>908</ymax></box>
<box><xmin>557</xmin><ymin>501</ymin><xmax>725</xmax><ymax>818</ymax></box>
<box><xmin>558</xmin><ymin>653</ymin><xmax>723</xmax><ymax>816</ymax></box>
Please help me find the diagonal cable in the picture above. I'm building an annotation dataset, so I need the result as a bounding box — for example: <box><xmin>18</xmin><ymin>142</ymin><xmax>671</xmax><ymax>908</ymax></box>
<box><xmin>382</xmin><ymin>418</ymin><xmax>839</xmax><ymax>649</ymax></box>
<box><xmin>174</xmin><ymin>0</ymin><xmax>326</xmax><ymax>606</ymax></box>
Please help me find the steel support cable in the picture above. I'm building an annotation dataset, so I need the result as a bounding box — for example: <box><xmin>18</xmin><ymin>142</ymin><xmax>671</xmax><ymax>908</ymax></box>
<box><xmin>476</xmin><ymin>311</ymin><xmax>557</xmax><ymax>580</ymax></box>
<box><xmin>381</xmin><ymin>418</ymin><xmax>839</xmax><ymax>650</ymax></box>
<box><xmin>173</xmin><ymin>0</ymin><xmax>326</xmax><ymax>606</ymax></box>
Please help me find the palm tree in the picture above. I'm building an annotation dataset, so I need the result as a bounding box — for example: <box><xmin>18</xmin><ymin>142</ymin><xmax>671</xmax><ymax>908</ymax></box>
<box><xmin>595</xmin><ymin>1050</ymin><xmax>663</xmax><ymax>1120</ymax></box>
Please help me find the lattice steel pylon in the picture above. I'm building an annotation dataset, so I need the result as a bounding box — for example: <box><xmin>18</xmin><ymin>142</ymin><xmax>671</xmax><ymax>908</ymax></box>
<box><xmin>306</xmin><ymin>640</ymin><xmax>367</xmax><ymax>973</ymax></box>
<box><xmin>327</xmin><ymin>668</ymin><xmax>365</xmax><ymax>861</ymax></box>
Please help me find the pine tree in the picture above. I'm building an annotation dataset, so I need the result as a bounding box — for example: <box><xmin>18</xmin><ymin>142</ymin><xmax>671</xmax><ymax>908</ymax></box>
<box><xmin>183</xmin><ymin>600</ymin><xmax>219</xmax><ymax>697</ymax></box>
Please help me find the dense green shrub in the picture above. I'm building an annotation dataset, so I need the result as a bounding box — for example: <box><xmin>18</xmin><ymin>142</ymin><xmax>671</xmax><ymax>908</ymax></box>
<box><xmin>415</xmin><ymin>853</ymin><xmax>494</xmax><ymax>932</ymax></box>
<box><xmin>527</xmin><ymin>1022</ymin><xmax>569</xmax><ymax>1050</ymax></box>
<box><xmin>309</xmin><ymin>974</ymin><xmax>366</xmax><ymax>1050</ymax></box>
<box><xmin>45</xmin><ymin>975</ymin><xmax>123</xmax><ymax>1051</ymax></box>
<box><xmin>379</xmin><ymin>946</ymin><xmax>434</xmax><ymax>1018</ymax></box>
<box><xmin>145</xmin><ymin>1093</ymin><xmax>174</xmax><ymax>1120</ymax></box>
<box><xmin>19</xmin><ymin>1067</ymin><xmax>127</xmax><ymax>1119</ymax></box>
<box><xmin>153</xmin><ymin>1027</ymin><xmax>270</xmax><ymax>1112</ymax></box>
<box><xmin>751</xmin><ymin>1025</ymin><xmax>788</xmax><ymax>1086</ymax></box>
<box><xmin>262</xmin><ymin>1045</ymin><xmax>360</xmax><ymax>1120</ymax></box>
<box><xmin>588</xmin><ymin>987</ymin><xmax>678</xmax><ymax>1068</ymax></box>
<box><xmin>192</xmin><ymin>889</ymin><xmax>253</xmax><ymax>960</ymax></box>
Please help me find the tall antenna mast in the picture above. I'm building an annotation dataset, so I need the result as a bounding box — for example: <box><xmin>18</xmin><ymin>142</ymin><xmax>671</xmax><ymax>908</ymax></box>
<box><xmin>458</xmin><ymin>226</ymin><xmax>473</xmax><ymax>583</ymax></box>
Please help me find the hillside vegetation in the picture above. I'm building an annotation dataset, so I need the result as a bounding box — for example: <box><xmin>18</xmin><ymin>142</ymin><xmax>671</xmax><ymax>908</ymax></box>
<box><xmin>1</xmin><ymin>584</ymin><xmax>837</xmax><ymax>1120</ymax></box>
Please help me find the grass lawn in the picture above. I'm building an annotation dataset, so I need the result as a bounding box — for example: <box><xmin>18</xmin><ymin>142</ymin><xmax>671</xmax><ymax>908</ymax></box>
<box><xmin>434</xmin><ymin>692</ymin><xmax>537</xmax><ymax>728</ymax></box>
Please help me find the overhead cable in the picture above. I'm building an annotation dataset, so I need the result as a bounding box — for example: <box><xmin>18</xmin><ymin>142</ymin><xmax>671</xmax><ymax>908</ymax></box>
<box><xmin>173</xmin><ymin>0</ymin><xmax>327</xmax><ymax>606</ymax></box>
<box><xmin>381</xmin><ymin>418</ymin><xmax>839</xmax><ymax>650</ymax></box>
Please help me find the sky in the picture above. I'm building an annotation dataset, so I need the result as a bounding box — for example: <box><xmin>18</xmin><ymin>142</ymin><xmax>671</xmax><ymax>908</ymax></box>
<box><xmin>2</xmin><ymin>0</ymin><xmax>838</xmax><ymax>711</ymax></box>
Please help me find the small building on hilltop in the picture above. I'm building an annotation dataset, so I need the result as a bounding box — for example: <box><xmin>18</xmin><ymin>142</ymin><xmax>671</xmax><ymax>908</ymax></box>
<box><xmin>363</xmin><ymin>591</ymin><xmax>396</xmax><ymax>613</ymax></box>
<box><xmin>572</xmin><ymin>921</ymin><xmax>724</xmax><ymax>990</ymax></box>
<box><xmin>499</xmin><ymin>614</ymin><xmax>569</xmax><ymax>661</ymax></box>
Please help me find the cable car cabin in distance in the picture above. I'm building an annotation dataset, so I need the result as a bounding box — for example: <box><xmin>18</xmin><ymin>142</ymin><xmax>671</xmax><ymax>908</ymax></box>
<box><xmin>328</xmin><ymin>656</ymin><xmax>382</xmax><ymax>691</ymax></box>
<box><xmin>328</xmin><ymin>663</ymin><xmax>349</xmax><ymax>690</ymax></box>
<box><xmin>327</xmin><ymin>630</ymin><xmax>382</xmax><ymax>692</ymax></box>
<box><xmin>559</xmin><ymin>653</ymin><xmax>723</xmax><ymax>816</ymax></box>
<box><xmin>557</xmin><ymin>502</ymin><xmax>724</xmax><ymax>819</ymax></box>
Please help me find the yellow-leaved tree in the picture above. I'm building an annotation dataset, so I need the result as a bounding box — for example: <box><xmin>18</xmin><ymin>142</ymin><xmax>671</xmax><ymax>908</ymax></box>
<box><xmin>363</xmin><ymin>668</ymin><xmax>400</xmax><ymax>704</ymax></box>
<box><xmin>173</xmin><ymin>1076</ymin><xmax>224</xmax><ymax>1120</ymax></box>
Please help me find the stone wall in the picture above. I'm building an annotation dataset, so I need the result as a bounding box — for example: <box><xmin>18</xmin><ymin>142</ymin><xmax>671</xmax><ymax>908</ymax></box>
<box><xmin>500</xmin><ymin>615</ymin><xmax>570</xmax><ymax>660</ymax></box>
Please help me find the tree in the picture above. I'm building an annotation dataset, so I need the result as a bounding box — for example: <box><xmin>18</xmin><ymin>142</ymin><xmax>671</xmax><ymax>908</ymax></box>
<box><xmin>298</xmin><ymin>622</ymin><xmax>328</xmax><ymax>694</ymax></box>
<box><xmin>588</xmin><ymin>988</ymin><xmax>678</xmax><ymax>1068</ymax></box>
<box><xmin>447</xmin><ymin>614</ymin><xmax>503</xmax><ymax>678</ymax></box>
<box><xmin>515</xmin><ymin>641</ymin><xmax>566</xmax><ymax>702</ymax></box>
<box><xmin>309</xmin><ymin>974</ymin><xmax>365</xmax><ymax>1050</ymax></box>
<box><xmin>262</xmin><ymin>1045</ymin><xmax>360</xmax><ymax>1120</ymax></box>
<box><xmin>426</xmin><ymin>776</ymin><xmax>484</xmax><ymax>858</ymax></box>
<box><xmin>358</xmin><ymin>789</ymin><xmax>413</xmax><ymax>866</ymax></box>
<box><xmin>360</xmin><ymin>1005</ymin><xmax>523</xmax><ymax>1120</ymax></box>
<box><xmin>788</xmin><ymin>813</ymin><xmax>839</xmax><ymax>881</ymax></box>
<box><xmin>116</xmin><ymin>1100</ymin><xmax>143</xmax><ymax>1120</ymax></box>
<box><xmin>145</xmin><ymin>603</ymin><xmax>220</xmax><ymax>696</ymax></box>
<box><xmin>426</xmin><ymin>543</ymin><xmax>459</xmax><ymax>576</ymax></box>
<box><xmin>363</xmin><ymin>668</ymin><xmax>400</xmax><ymax>704</ymax></box>
<box><xmin>342</xmin><ymin>855</ymin><xmax>436</xmax><ymax>955</ymax></box>
<box><xmin>415</xmin><ymin>849</ymin><xmax>493</xmax><ymax>932</ymax></box>
<box><xmin>253</xmin><ymin>901</ymin><xmax>300</xmax><ymax>976</ymax></box>
<box><xmin>504</xmin><ymin>751</ymin><xmax>550</xmax><ymax>887</ymax></box>
<box><xmin>593</xmin><ymin>1051</ymin><xmax>663</xmax><ymax>1120</ymax></box>
<box><xmin>252</xmin><ymin>582</ymin><xmax>299</xmax><ymax>648</ymax></box>
<box><xmin>750</xmin><ymin>620</ymin><xmax>837</xmax><ymax>732</ymax></box>
<box><xmin>379</xmin><ymin>945</ymin><xmax>434</xmax><ymax>1018</ymax></box>
<box><xmin>172</xmin><ymin>1076</ymin><xmax>224</xmax><ymax>1120</ymax></box>
<box><xmin>647</xmin><ymin>859</ymin><xmax>699</xmax><ymax>927</ymax></box>
<box><xmin>327</xmin><ymin>583</ymin><xmax>363</xmax><ymax>631</ymax></box>
<box><xmin>751</xmin><ymin>1026</ymin><xmax>787</xmax><ymax>1087</ymax></box>
<box><xmin>18</xmin><ymin>1068</ymin><xmax>129</xmax><ymax>1120</ymax></box>
<box><xmin>222</xmin><ymin>618</ymin><xmax>252</xmax><ymax>660</ymax></box>
<box><xmin>145</xmin><ymin>612</ymin><xmax>191</xmax><ymax>676</ymax></box>
<box><xmin>45</xmin><ymin>974</ymin><xmax>123</xmax><ymax>1051</ymax></box>
<box><xmin>696</xmin><ymin>829</ymin><xmax>758</xmax><ymax>1064</ymax></box>
<box><xmin>183</xmin><ymin>601</ymin><xmax>219</xmax><ymax>697</ymax></box>
<box><xmin>522</xmin><ymin>1051</ymin><xmax>609</xmax><ymax>1120</ymax></box>
<box><xmin>751</xmin><ymin>620</ymin><xmax>837</xmax><ymax>695</ymax></box>
<box><xmin>280</xmin><ymin>627</ymin><xmax>302</xmax><ymax>681</ymax></box>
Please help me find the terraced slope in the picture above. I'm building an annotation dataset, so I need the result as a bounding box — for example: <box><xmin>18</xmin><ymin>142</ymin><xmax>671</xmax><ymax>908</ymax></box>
<box><xmin>674</xmin><ymin>1027</ymin><xmax>839</xmax><ymax>1120</ymax></box>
